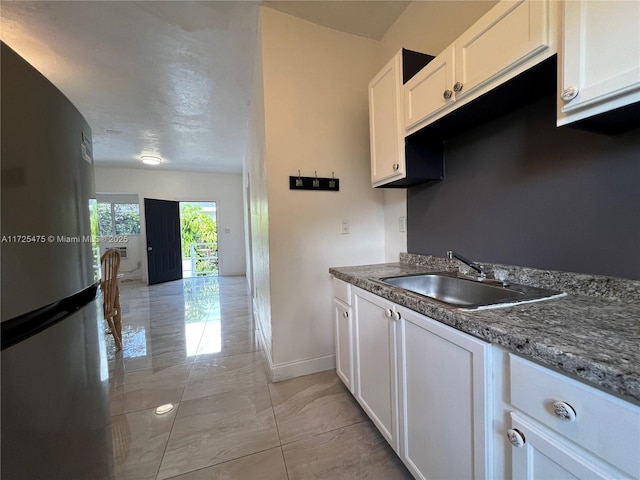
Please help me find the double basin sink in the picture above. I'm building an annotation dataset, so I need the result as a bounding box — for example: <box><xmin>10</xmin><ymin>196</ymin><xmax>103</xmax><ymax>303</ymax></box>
<box><xmin>378</xmin><ymin>272</ymin><xmax>563</xmax><ymax>310</ymax></box>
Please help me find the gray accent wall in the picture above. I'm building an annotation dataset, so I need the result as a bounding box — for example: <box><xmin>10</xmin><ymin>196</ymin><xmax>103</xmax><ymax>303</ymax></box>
<box><xmin>407</xmin><ymin>93</ymin><xmax>640</xmax><ymax>280</ymax></box>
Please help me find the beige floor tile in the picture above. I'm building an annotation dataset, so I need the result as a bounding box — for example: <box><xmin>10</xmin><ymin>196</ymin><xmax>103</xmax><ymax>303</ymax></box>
<box><xmin>156</xmin><ymin>386</ymin><xmax>280</xmax><ymax>479</ymax></box>
<box><xmin>269</xmin><ymin>370</ymin><xmax>367</xmax><ymax>444</ymax></box>
<box><xmin>110</xmin><ymin>363</ymin><xmax>191</xmax><ymax>415</ymax></box>
<box><xmin>112</xmin><ymin>406</ymin><xmax>177</xmax><ymax>480</ymax></box>
<box><xmin>166</xmin><ymin>447</ymin><xmax>288</xmax><ymax>480</ymax></box>
<box><xmin>194</xmin><ymin>328</ymin><xmax>259</xmax><ymax>361</ymax></box>
<box><xmin>282</xmin><ymin>421</ymin><xmax>412</xmax><ymax>480</ymax></box>
<box><xmin>183</xmin><ymin>352</ymin><xmax>267</xmax><ymax>401</ymax></box>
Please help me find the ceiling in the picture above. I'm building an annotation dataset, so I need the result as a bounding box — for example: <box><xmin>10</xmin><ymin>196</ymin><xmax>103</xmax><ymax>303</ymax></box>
<box><xmin>0</xmin><ymin>1</ymin><xmax>409</xmax><ymax>174</ymax></box>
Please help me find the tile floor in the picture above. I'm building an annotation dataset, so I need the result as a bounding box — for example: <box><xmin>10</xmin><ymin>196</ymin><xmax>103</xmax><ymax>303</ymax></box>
<box><xmin>107</xmin><ymin>276</ymin><xmax>411</xmax><ymax>479</ymax></box>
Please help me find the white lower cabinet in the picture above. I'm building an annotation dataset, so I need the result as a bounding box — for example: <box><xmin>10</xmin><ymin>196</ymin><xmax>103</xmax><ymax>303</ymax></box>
<box><xmin>339</xmin><ymin>286</ymin><xmax>639</xmax><ymax>480</ymax></box>
<box><xmin>398</xmin><ymin>306</ymin><xmax>491</xmax><ymax>480</ymax></box>
<box><xmin>353</xmin><ymin>287</ymin><xmax>399</xmax><ymax>451</ymax></box>
<box><xmin>350</xmin><ymin>286</ymin><xmax>490</xmax><ymax>473</ymax></box>
<box><xmin>507</xmin><ymin>353</ymin><xmax>640</xmax><ymax>479</ymax></box>
<box><xmin>509</xmin><ymin>413</ymin><xmax>630</xmax><ymax>480</ymax></box>
<box><xmin>333</xmin><ymin>298</ymin><xmax>353</xmax><ymax>393</ymax></box>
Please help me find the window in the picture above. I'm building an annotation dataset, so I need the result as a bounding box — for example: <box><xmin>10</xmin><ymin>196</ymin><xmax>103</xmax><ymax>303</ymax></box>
<box><xmin>96</xmin><ymin>194</ymin><xmax>141</xmax><ymax>236</ymax></box>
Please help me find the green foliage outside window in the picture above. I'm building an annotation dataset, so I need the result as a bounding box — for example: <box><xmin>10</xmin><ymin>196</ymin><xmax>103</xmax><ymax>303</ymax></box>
<box><xmin>97</xmin><ymin>202</ymin><xmax>140</xmax><ymax>236</ymax></box>
<box><xmin>180</xmin><ymin>203</ymin><xmax>217</xmax><ymax>276</ymax></box>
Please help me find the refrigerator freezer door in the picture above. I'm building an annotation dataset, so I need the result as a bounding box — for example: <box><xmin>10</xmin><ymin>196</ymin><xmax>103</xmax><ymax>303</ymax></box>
<box><xmin>1</xmin><ymin>298</ymin><xmax>114</xmax><ymax>479</ymax></box>
<box><xmin>1</xmin><ymin>43</ymin><xmax>97</xmax><ymax>321</ymax></box>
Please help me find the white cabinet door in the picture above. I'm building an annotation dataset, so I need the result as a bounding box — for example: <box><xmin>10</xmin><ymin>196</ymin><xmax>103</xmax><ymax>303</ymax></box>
<box><xmin>558</xmin><ymin>0</ymin><xmax>640</xmax><ymax>124</ymax></box>
<box><xmin>455</xmin><ymin>0</ymin><xmax>549</xmax><ymax>99</ymax></box>
<box><xmin>333</xmin><ymin>298</ymin><xmax>353</xmax><ymax>393</ymax></box>
<box><xmin>404</xmin><ymin>47</ymin><xmax>455</xmax><ymax>130</ymax></box>
<box><xmin>353</xmin><ymin>287</ymin><xmax>399</xmax><ymax>451</ymax></box>
<box><xmin>369</xmin><ymin>52</ymin><xmax>404</xmax><ymax>186</ymax></box>
<box><xmin>398</xmin><ymin>307</ymin><xmax>491</xmax><ymax>480</ymax></box>
<box><xmin>404</xmin><ymin>0</ymin><xmax>554</xmax><ymax>135</ymax></box>
<box><xmin>509</xmin><ymin>413</ymin><xmax>632</xmax><ymax>480</ymax></box>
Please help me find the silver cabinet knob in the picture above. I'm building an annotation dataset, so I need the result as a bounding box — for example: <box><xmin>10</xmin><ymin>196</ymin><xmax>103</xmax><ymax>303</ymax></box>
<box><xmin>507</xmin><ymin>428</ymin><xmax>526</xmax><ymax>448</ymax></box>
<box><xmin>385</xmin><ymin>309</ymin><xmax>393</xmax><ymax>318</ymax></box>
<box><xmin>343</xmin><ymin>311</ymin><xmax>349</xmax><ymax>319</ymax></box>
<box><xmin>561</xmin><ymin>85</ymin><xmax>579</xmax><ymax>102</ymax></box>
<box><xmin>443</xmin><ymin>89</ymin><xmax>453</xmax><ymax>100</ymax></box>
<box><xmin>392</xmin><ymin>311</ymin><xmax>401</xmax><ymax>321</ymax></box>
<box><xmin>392</xmin><ymin>163</ymin><xmax>399</xmax><ymax>171</ymax></box>
<box><xmin>453</xmin><ymin>81</ymin><xmax>464</xmax><ymax>93</ymax></box>
<box><xmin>147</xmin><ymin>246</ymin><xmax>153</xmax><ymax>251</ymax></box>
<box><xmin>553</xmin><ymin>401</ymin><xmax>577</xmax><ymax>421</ymax></box>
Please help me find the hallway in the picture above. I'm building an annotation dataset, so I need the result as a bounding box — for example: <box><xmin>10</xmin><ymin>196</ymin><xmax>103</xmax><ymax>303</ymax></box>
<box><xmin>107</xmin><ymin>277</ymin><xmax>411</xmax><ymax>479</ymax></box>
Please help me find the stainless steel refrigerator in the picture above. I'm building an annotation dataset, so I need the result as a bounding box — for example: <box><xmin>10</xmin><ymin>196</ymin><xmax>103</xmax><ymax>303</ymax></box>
<box><xmin>1</xmin><ymin>42</ymin><xmax>114</xmax><ymax>478</ymax></box>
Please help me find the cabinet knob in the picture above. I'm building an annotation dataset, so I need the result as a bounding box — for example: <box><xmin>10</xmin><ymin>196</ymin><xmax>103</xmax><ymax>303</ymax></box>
<box><xmin>443</xmin><ymin>89</ymin><xmax>453</xmax><ymax>100</ymax></box>
<box><xmin>453</xmin><ymin>81</ymin><xmax>464</xmax><ymax>93</ymax></box>
<box><xmin>392</xmin><ymin>311</ymin><xmax>401</xmax><ymax>321</ymax></box>
<box><xmin>392</xmin><ymin>163</ymin><xmax>399</xmax><ymax>171</ymax></box>
<box><xmin>385</xmin><ymin>309</ymin><xmax>393</xmax><ymax>318</ymax></box>
<box><xmin>343</xmin><ymin>311</ymin><xmax>349</xmax><ymax>319</ymax></box>
<box><xmin>552</xmin><ymin>401</ymin><xmax>577</xmax><ymax>421</ymax></box>
<box><xmin>507</xmin><ymin>428</ymin><xmax>526</xmax><ymax>448</ymax></box>
<box><xmin>561</xmin><ymin>85</ymin><xmax>579</xmax><ymax>102</ymax></box>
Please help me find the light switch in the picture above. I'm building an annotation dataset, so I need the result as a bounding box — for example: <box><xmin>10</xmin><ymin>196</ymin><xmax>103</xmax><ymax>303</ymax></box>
<box><xmin>341</xmin><ymin>220</ymin><xmax>350</xmax><ymax>234</ymax></box>
<box><xmin>399</xmin><ymin>216</ymin><xmax>407</xmax><ymax>232</ymax></box>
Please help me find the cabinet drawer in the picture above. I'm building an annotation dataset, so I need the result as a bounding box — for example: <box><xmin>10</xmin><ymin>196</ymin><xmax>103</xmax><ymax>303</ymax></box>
<box><xmin>509</xmin><ymin>354</ymin><xmax>640</xmax><ymax>477</ymax></box>
<box><xmin>332</xmin><ymin>278</ymin><xmax>351</xmax><ymax>305</ymax></box>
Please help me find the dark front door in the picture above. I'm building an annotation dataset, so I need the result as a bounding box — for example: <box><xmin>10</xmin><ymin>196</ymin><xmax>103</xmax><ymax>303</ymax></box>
<box><xmin>144</xmin><ymin>198</ymin><xmax>182</xmax><ymax>285</ymax></box>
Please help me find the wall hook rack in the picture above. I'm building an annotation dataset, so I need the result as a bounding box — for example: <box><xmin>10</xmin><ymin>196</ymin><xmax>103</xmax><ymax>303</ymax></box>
<box><xmin>289</xmin><ymin>171</ymin><xmax>340</xmax><ymax>191</ymax></box>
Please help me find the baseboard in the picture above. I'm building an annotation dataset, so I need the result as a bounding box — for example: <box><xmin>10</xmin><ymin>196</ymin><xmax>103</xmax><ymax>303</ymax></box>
<box><xmin>270</xmin><ymin>353</ymin><xmax>336</xmax><ymax>383</ymax></box>
<box><xmin>251</xmin><ymin>298</ymin><xmax>336</xmax><ymax>383</ymax></box>
<box><xmin>219</xmin><ymin>271</ymin><xmax>246</xmax><ymax>277</ymax></box>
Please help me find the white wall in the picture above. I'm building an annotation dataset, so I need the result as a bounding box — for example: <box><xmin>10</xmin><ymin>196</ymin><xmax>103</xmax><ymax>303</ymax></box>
<box><xmin>252</xmin><ymin>7</ymin><xmax>385</xmax><ymax>380</ymax></box>
<box><xmin>378</xmin><ymin>0</ymin><xmax>499</xmax><ymax>262</ymax></box>
<box><xmin>94</xmin><ymin>167</ymin><xmax>246</xmax><ymax>282</ymax></box>
<box><xmin>244</xmin><ymin>17</ymin><xmax>275</xmax><ymax>367</ymax></box>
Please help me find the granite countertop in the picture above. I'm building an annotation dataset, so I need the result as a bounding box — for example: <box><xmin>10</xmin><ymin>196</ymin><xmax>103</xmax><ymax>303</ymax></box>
<box><xmin>329</xmin><ymin>254</ymin><xmax>640</xmax><ymax>404</ymax></box>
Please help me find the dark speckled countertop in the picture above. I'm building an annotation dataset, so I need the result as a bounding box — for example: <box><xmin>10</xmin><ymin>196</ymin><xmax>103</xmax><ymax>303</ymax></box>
<box><xmin>329</xmin><ymin>254</ymin><xmax>640</xmax><ymax>404</ymax></box>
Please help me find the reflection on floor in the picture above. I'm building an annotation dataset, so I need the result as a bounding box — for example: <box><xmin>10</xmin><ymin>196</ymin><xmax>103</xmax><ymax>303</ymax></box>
<box><xmin>107</xmin><ymin>277</ymin><xmax>411</xmax><ymax>479</ymax></box>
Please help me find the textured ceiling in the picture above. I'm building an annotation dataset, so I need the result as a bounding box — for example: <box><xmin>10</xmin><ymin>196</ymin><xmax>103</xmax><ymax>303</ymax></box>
<box><xmin>0</xmin><ymin>1</ymin><xmax>406</xmax><ymax>173</ymax></box>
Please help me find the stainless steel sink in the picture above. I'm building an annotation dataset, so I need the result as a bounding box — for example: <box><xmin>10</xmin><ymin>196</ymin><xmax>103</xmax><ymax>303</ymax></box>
<box><xmin>379</xmin><ymin>273</ymin><xmax>563</xmax><ymax>309</ymax></box>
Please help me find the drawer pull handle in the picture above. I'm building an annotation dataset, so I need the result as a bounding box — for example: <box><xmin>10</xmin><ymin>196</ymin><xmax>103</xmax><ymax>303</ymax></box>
<box><xmin>553</xmin><ymin>401</ymin><xmax>577</xmax><ymax>421</ymax></box>
<box><xmin>507</xmin><ymin>428</ymin><xmax>526</xmax><ymax>447</ymax></box>
<box><xmin>392</xmin><ymin>311</ymin><xmax>401</xmax><ymax>321</ymax></box>
<box><xmin>343</xmin><ymin>311</ymin><xmax>349</xmax><ymax>319</ymax></box>
<box><xmin>385</xmin><ymin>309</ymin><xmax>393</xmax><ymax>318</ymax></box>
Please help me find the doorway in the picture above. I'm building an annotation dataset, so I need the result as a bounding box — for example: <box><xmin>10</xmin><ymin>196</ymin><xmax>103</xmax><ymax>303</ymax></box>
<box><xmin>145</xmin><ymin>198</ymin><xmax>183</xmax><ymax>285</ymax></box>
<box><xmin>179</xmin><ymin>202</ymin><xmax>218</xmax><ymax>278</ymax></box>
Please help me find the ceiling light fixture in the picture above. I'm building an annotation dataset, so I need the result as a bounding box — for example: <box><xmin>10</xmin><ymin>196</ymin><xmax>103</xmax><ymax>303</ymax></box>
<box><xmin>141</xmin><ymin>155</ymin><xmax>161</xmax><ymax>166</ymax></box>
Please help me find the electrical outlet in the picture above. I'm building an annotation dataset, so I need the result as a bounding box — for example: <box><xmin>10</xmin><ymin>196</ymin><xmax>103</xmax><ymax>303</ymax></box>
<box><xmin>341</xmin><ymin>220</ymin><xmax>350</xmax><ymax>234</ymax></box>
<box><xmin>399</xmin><ymin>216</ymin><xmax>407</xmax><ymax>233</ymax></box>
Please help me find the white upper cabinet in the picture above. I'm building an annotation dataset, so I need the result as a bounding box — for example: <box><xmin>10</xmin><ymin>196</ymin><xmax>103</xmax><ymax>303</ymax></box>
<box><xmin>557</xmin><ymin>0</ymin><xmax>640</xmax><ymax>127</ymax></box>
<box><xmin>404</xmin><ymin>48</ymin><xmax>455</xmax><ymax>131</ymax></box>
<box><xmin>454</xmin><ymin>0</ymin><xmax>549</xmax><ymax>98</ymax></box>
<box><xmin>369</xmin><ymin>49</ymin><xmax>442</xmax><ymax>188</ymax></box>
<box><xmin>369</xmin><ymin>52</ymin><xmax>404</xmax><ymax>186</ymax></box>
<box><xmin>405</xmin><ymin>0</ymin><xmax>556</xmax><ymax>135</ymax></box>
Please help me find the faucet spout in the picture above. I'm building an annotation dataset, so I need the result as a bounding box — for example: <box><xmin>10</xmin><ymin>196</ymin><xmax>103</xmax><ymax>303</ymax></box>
<box><xmin>447</xmin><ymin>250</ymin><xmax>486</xmax><ymax>278</ymax></box>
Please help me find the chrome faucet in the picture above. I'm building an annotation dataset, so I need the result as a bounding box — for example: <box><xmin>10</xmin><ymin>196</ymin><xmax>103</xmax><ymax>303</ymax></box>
<box><xmin>447</xmin><ymin>250</ymin><xmax>486</xmax><ymax>278</ymax></box>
